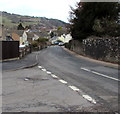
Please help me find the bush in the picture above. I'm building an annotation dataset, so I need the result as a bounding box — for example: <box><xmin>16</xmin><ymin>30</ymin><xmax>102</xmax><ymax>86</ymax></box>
<box><xmin>37</xmin><ymin>38</ymin><xmax>48</xmax><ymax>43</ymax></box>
<box><xmin>31</xmin><ymin>41</ymin><xmax>38</xmax><ymax>48</ymax></box>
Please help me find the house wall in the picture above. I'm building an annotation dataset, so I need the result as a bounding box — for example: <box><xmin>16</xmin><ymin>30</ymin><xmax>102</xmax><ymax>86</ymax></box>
<box><xmin>33</xmin><ymin>34</ymin><xmax>39</xmax><ymax>41</ymax></box>
<box><xmin>64</xmin><ymin>34</ymin><xmax>72</xmax><ymax>43</ymax></box>
<box><xmin>0</xmin><ymin>27</ymin><xmax>2</xmax><ymax>41</ymax></box>
<box><xmin>22</xmin><ymin>31</ymin><xmax>27</xmax><ymax>44</ymax></box>
<box><xmin>58</xmin><ymin>34</ymin><xmax>72</xmax><ymax>43</ymax></box>
<box><xmin>20</xmin><ymin>37</ymin><xmax>23</xmax><ymax>45</ymax></box>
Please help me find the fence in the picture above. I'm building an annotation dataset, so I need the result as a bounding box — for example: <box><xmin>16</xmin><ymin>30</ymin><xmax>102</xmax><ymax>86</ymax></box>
<box><xmin>19</xmin><ymin>45</ymin><xmax>32</xmax><ymax>58</ymax></box>
<box><xmin>0</xmin><ymin>41</ymin><xmax>19</xmax><ymax>61</ymax></box>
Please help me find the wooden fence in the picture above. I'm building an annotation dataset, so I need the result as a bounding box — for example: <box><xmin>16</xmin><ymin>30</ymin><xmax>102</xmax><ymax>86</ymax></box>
<box><xmin>0</xmin><ymin>41</ymin><xmax>19</xmax><ymax>61</ymax></box>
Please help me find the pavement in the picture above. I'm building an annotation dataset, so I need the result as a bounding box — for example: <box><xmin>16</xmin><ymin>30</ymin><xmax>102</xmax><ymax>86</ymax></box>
<box><xmin>2</xmin><ymin>51</ymin><xmax>39</xmax><ymax>71</ymax></box>
<box><xmin>2</xmin><ymin>66</ymin><xmax>96</xmax><ymax>112</ymax></box>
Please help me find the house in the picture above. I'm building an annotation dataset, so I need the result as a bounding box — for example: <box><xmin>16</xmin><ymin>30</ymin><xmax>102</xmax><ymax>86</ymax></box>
<box><xmin>0</xmin><ymin>26</ymin><xmax>12</xmax><ymax>41</ymax></box>
<box><xmin>49</xmin><ymin>36</ymin><xmax>59</xmax><ymax>44</ymax></box>
<box><xmin>33</xmin><ymin>34</ymin><xmax>39</xmax><ymax>41</ymax></box>
<box><xmin>1</xmin><ymin>26</ymin><xmax>41</xmax><ymax>46</ymax></box>
<box><xmin>49</xmin><ymin>33</ymin><xmax>72</xmax><ymax>44</ymax></box>
<box><xmin>26</xmin><ymin>32</ymin><xmax>34</xmax><ymax>44</ymax></box>
<box><xmin>12</xmin><ymin>30</ymin><xmax>25</xmax><ymax>45</ymax></box>
<box><xmin>58</xmin><ymin>34</ymin><xmax>72</xmax><ymax>43</ymax></box>
<box><xmin>12</xmin><ymin>30</ymin><xmax>36</xmax><ymax>45</ymax></box>
<box><xmin>64</xmin><ymin>34</ymin><xmax>72</xmax><ymax>43</ymax></box>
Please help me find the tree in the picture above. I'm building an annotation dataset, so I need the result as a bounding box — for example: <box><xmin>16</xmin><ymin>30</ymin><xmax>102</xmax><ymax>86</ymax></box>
<box><xmin>69</xmin><ymin>2</ymin><xmax>120</xmax><ymax>41</ymax></box>
<box><xmin>17</xmin><ymin>23</ymin><xmax>24</xmax><ymax>30</ymax></box>
<box><xmin>50</xmin><ymin>31</ymin><xmax>55</xmax><ymax>38</ymax></box>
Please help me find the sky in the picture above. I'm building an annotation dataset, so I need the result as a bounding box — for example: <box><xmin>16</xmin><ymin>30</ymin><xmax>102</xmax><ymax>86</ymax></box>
<box><xmin>0</xmin><ymin>0</ymin><xmax>80</xmax><ymax>23</ymax></box>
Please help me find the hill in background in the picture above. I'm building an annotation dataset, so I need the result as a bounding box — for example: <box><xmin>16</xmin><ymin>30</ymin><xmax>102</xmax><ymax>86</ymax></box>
<box><xmin>1</xmin><ymin>11</ymin><xmax>67</xmax><ymax>30</ymax></box>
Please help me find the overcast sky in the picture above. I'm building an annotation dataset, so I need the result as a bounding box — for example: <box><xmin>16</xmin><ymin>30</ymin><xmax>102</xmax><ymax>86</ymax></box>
<box><xmin>0</xmin><ymin>0</ymin><xmax>80</xmax><ymax>22</ymax></box>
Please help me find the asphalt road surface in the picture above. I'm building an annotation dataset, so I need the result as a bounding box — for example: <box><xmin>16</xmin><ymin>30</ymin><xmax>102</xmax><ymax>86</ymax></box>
<box><xmin>37</xmin><ymin>46</ymin><xmax>119</xmax><ymax>112</ymax></box>
<box><xmin>2</xmin><ymin>46</ymin><xmax>119</xmax><ymax>112</ymax></box>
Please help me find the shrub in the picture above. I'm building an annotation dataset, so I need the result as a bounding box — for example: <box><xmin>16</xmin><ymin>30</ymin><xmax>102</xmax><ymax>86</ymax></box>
<box><xmin>37</xmin><ymin>38</ymin><xmax>48</xmax><ymax>43</ymax></box>
<box><xmin>31</xmin><ymin>41</ymin><xmax>38</xmax><ymax>48</ymax></box>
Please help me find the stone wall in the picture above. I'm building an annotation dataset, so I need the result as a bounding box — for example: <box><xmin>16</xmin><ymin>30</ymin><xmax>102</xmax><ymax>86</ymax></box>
<box><xmin>65</xmin><ymin>37</ymin><xmax>119</xmax><ymax>64</ymax></box>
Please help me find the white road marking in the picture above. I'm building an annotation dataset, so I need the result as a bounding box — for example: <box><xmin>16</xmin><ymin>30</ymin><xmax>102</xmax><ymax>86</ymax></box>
<box><xmin>38</xmin><ymin>66</ymin><xmax>42</xmax><ymax>69</ymax></box>
<box><xmin>24</xmin><ymin>78</ymin><xmax>29</xmax><ymax>81</ymax></box>
<box><xmin>51</xmin><ymin>74</ymin><xmax>58</xmax><ymax>79</ymax></box>
<box><xmin>91</xmin><ymin>71</ymin><xmax>119</xmax><ymax>81</ymax></box>
<box><xmin>41</xmin><ymin>69</ymin><xmax>47</xmax><ymax>72</ymax></box>
<box><xmin>81</xmin><ymin>67</ymin><xmax>119</xmax><ymax>81</ymax></box>
<box><xmin>81</xmin><ymin>67</ymin><xmax>91</xmax><ymax>72</ymax></box>
<box><xmin>46</xmin><ymin>71</ymin><xmax>52</xmax><ymax>74</ymax></box>
<box><xmin>38</xmin><ymin>67</ymin><xmax>97</xmax><ymax>104</ymax></box>
<box><xmin>82</xmin><ymin>95</ymin><xmax>96</xmax><ymax>104</ymax></box>
<box><xmin>59</xmin><ymin>79</ymin><xmax>67</xmax><ymax>84</ymax></box>
<box><xmin>69</xmin><ymin>86</ymin><xmax>80</xmax><ymax>92</ymax></box>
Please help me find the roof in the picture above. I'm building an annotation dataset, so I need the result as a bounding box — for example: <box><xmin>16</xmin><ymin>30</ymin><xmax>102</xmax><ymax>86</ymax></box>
<box><xmin>12</xmin><ymin>32</ymin><xmax>20</xmax><ymax>41</ymax></box>
<box><xmin>26</xmin><ymin>32</ymin><xmax>34</xmax><ymax>39</ymax></box>
<box><xmin>33</xmin><ymin>32</ymin><xmax>41</xmax><ymax>37</ymax></box>
<box><xmin>49</xmin><ymin>36</ymin><xmax>58</xmax><ymax>41</ymax></box>
<box><xmin>12</xmin><ymin>30</ymin><xmax>24</xmax><ymax>37</ymax></box>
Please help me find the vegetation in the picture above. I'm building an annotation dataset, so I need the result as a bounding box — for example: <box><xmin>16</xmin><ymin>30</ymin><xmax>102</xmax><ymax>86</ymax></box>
<box><xmin>31</xmin><ymin>37</ymin><xmax>48</xmax><ymax>50</ymax></box>
<box><xmin>1</xmin><ymin>11</ymin><xmax>66</xmax><ymax>30</ymax></box>
<box><xmin>31</xmin><ymin>41</ymin><xmax>38</xmax><ymax>48</ymax></box>
<box><xmin>37</xmin><ymin>37</ymin><xmax>48</xmax><ymax>43</ymax></box>
<box><xmin>17</xmin><ymin>23</ymin><xmax>24</xmax><ymax>30</ymax></box>
<box><xmin>69</xmin><ymin>2</ymin><xmax>120</xmax><ymax>41</ymax></box>
<box><xmin>50</xmin><ymin>31</ymin><xmax>56</xmax><ymax>38</ymax></box>
<box><xmin>57</xmin><ymin>26</ymin><xmax>68</xmax><ymax>36</ymax></box>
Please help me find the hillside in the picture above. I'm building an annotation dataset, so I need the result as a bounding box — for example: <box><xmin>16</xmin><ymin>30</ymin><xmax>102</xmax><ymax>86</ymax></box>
<box><xmin>1</xmin><ymin>11</ymin><xmax>67</xmax><ymax>29</ymax></box>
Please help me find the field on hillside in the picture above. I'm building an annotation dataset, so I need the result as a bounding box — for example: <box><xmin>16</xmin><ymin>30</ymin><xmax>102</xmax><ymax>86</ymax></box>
<box><xmin>1</xmin><ymin>12</ymin><xmax>66</xmax><ymax>29</ymax></box>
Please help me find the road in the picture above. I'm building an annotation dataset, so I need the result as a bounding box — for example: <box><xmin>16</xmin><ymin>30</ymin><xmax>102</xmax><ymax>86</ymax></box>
<box><xmin>2</xmin><ymin>46</ymin><xmax>119</xmax><ymax>112</ymax></box>
<box><xmin>37</xmin><ymin>46</ymin><xmax>119</xmax><ymax>112</ymax></box>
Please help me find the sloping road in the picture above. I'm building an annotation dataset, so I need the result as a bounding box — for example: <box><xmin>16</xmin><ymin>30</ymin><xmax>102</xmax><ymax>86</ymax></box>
<box><xmin>37</xmin><ymin>46</ymin><xmax>119</xmax><ymax>112</ymax></box>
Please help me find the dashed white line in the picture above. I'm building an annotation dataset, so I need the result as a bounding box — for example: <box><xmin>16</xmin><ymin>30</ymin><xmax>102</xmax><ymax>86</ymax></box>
<box><xmin>51</xmin><ymin>74</ymin><xmax>58</xmax><ymax>79</ymax></box>
<box><xmin>39</xmin><ymin>66</ymin><xmax>97</xmax><ymax>104</ymax></box>
<box><xmin>59</xmin><ymin>79</ymin><xmax>67</xmax><ymax>84</ymax></box>
<box><xmin>38</xmin><ymin>66</ymin><xmax>42</xmax><ymax>69</ymax></box>
<box><xmin>69</xmin><ymin>86</ymin><xmax>80</xmax><ymax>92</ymax></box>
<box><xmin>41</xmin><ymin>69</ymin><xmax>47</xmax><ymax>72</ymax></box>
<box><xmin>46</xmin><ymin>71</ymin><xmax>52</xmax><ymax>74</ymax></box>
<box><xmin>24</xmin><ymin>78</ymin><xmax>29</xmax><ymax>81</ymax></box>
<box><xmin>82</xmin><ymin>95</ymin><xmax>96</xmax><ymax>104</ymax></box>
<box><xmin>81</xmin><ymin>67</ymin><xmax>119</xmax><ymax>81</ymax></box>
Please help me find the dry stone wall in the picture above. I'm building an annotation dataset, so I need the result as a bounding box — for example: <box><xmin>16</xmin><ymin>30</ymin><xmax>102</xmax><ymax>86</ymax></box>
<box><xmin>65</xmin><ymin>37</ymin><xmax>119</xmax><ymax>64</ymax></box>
